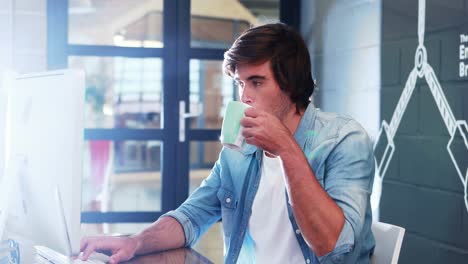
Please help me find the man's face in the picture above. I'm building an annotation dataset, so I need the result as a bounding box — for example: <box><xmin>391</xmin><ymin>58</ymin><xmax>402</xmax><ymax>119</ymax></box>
<box><xmin>234</xmin><ymin>61</ymin><xmax>294</xmax><ymax>122</ymax></box>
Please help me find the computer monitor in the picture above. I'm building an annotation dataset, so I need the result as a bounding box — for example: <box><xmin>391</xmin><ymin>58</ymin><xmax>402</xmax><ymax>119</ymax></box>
<box><xmin>0</xmin><ymin>71</ymin><xmax>9</xmax><ymax>239</ymax></box>
<box><xmin>1</xmin><ymin>69</ymin><xmax>85</xmax><ymax>255</ymax></box>
<box><xmin>0</xmin><ymin>72</ymin><xmax>7</xmax><ymax>180</ymax></box>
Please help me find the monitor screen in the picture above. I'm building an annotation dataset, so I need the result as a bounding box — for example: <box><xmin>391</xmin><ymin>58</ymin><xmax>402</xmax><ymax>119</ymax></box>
<box><xmin>1</xmin><ymin>69</ymin><xmax>85</xmax><ymax>255</ymax></box>
<box><xmin>0</xmin><ymin>71</ymin><xmax>9</xmax><ymax>239</ymax></box>
<box><xmin>0</xmin><ymin>72</ymin><xmax>6</xmax><ymax>181</ymax></box>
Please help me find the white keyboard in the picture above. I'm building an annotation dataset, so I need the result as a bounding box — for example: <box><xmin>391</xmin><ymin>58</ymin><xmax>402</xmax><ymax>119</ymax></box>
<box><xmin>35</xmin><ymin>246</ymin><xmax>108</xmax><ymax>264</ymax></box>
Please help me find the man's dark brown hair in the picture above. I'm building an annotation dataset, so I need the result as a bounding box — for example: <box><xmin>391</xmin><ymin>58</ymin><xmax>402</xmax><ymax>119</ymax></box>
<box><xmin>223</xmin><ymin>23</ymin><xmax>315</xmax><ymax>113</ymax></box>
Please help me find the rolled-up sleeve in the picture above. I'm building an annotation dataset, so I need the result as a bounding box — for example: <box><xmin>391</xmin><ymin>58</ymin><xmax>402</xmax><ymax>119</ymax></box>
<box><xmin>162</xmin><ymin>159</ymin><xmax>223</xmax><ymax>247</ymax></box>
<box><xmin>318</xmin><ymin>120</ymin><xmax>375</xmax><ymax>263</ymax></box>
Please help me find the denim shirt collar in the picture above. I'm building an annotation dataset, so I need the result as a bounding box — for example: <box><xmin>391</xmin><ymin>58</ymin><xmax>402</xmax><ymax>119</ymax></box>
<box><xmin>293</xmin><ymin>103</ymin><xmax>317</xmax><ymax>150</ymax></box>
<box><xmin>239</xmin><ymin>142</ymin><xmax>257</xmax><ymax>156</ymax></box>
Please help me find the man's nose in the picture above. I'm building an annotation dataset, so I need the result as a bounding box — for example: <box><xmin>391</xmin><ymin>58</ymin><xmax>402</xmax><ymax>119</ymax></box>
<box><xmin>240</xmin><ymin>86</ymin><xmax>253</xmax><ymax>104</ymax></box>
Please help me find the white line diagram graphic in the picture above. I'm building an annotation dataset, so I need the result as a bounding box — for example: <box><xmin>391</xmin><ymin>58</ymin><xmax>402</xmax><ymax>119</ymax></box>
<box><xmin>373</xmin><ymin>0</ymin><xmax>468</xmax><ymax>214</ymax></box>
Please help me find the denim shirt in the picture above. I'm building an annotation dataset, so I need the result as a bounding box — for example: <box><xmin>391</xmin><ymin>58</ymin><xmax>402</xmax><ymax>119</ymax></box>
<box><xmin>164</xmin><ymin>104</ymin><xmax>375</xmax><ymax>264</ymax></box>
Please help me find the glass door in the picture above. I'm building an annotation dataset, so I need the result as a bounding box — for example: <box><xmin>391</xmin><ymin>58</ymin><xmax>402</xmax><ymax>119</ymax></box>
<box><xmin>48</xmin><ymin>0</ymin><xmax>179</xmax><ymax>235</ymax></box>
<box><xmin>47</xmin><ymin>0</ymin><xmax>290</xmax><ymax>238</ymax></box>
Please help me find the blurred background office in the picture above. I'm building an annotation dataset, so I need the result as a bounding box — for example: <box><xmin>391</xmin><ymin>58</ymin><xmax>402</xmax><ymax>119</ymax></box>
<box><xmin>0</xmin><ymin>0</ymin><xmax>467</xmax><ymax>263</ymax></box>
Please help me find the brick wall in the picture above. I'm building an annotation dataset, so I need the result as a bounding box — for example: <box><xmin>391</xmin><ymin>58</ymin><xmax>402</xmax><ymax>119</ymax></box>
<box><xmin>302</xmin><ymin>0</ymin><xmax>468</xmax><ymax>262</ymax></box>
<box><xmin>380</xmin><ymin>0</ymin><xmax>468</xmax><ymax>262</ymax></box>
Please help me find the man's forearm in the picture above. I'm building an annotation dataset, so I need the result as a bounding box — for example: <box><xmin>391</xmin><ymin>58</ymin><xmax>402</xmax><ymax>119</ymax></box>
<box><xmin>131</xmin><ymin>216</ymin><xmax>185</xmax><ymax>255</ymax></box>
<box><xmin>279</xmin><ymin>139</ymin><xmax>345</xmax><ymax>256</ymax></box>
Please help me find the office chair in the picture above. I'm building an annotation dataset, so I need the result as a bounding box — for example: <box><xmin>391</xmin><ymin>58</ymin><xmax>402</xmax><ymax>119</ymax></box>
<box><xmin>371</xmin><ymin>221</ymin><xmax>405</xmax><ymax>264</ymax></box>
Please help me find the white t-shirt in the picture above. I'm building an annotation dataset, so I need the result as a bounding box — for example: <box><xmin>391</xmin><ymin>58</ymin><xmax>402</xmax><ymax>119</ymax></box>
<box><xmin>248</xmin><ymin>152</ymin><xmax>304</xmax><ymax>263</ymax></box>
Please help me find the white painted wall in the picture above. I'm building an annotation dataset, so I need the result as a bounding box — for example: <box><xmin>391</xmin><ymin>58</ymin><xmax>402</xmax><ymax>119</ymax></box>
<box><xmin>301</xmin><ymin>0</ymin><xmax>381</xmax><ymax>138</ymax></box>
<box><xmin>301</xmin><ymin>0</ymin><xmax>382</xmax><ymax>218</ymax></box>
<box><xmin>0</xmin><ymin>0</ymin><xmax>47</xmax><ymax>181</ymax></box>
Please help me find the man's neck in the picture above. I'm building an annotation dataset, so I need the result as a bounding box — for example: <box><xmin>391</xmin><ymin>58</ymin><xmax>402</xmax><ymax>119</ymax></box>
<box><xmin>266</xmin><ymin>105</ymin><xmax>304</xmax><ymax>158</ymax></box>
<box><xmin>282</xmin><ymin>107</ymin><xmax>305</xmax><ymax>136</ymax></box>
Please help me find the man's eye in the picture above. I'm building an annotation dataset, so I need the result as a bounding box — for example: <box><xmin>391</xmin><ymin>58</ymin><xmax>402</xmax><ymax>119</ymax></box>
<box><xmin>252</xmin><ymin>81</ymin><xmax>262</xmax><ymax>87</ymax></box>
<box><xmin>235</xmin><ymin>82</ymin><xmax>244</xmax><ymax>88</ymax></box>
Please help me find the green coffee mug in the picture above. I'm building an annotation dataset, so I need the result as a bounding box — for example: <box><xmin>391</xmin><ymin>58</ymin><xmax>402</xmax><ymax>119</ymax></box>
<box><xmin>220</xmin><ymin>101</ymin><xmax>249</xmax><ymax>150</ymax></box>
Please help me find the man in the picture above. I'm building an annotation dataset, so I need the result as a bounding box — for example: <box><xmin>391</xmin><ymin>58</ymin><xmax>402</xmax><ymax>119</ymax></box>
<box><xmin>80</xmin><ymin>23</ymin><xmax>375</xmax><ymax>264</ymax></box>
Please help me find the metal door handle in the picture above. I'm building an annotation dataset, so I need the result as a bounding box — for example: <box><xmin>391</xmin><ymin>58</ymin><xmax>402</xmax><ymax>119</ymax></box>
<box><xmin>179</xmin><ymin>100</ymin><xmax>203</xmax><ymax>142</ymax></box>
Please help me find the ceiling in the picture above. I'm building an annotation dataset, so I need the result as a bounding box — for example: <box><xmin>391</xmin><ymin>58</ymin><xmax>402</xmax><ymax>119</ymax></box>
<box><xmin>239</xmin><ymin>0</ymin><xmax>279</xmax><ymax>21</ymax></box>
<box><xmin>68</xmin><ymin>0</ymin><xmax>281</xmax><ymax>46</ymax></box>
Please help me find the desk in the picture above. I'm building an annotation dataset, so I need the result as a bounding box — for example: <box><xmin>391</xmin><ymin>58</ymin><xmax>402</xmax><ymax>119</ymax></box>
<box><xmin>1</xmin><ymin>239</ymin><xmax>213</xmax><ymax>264</ymax></box>
<box><xmin>122</xmin><ymin>248</ymin><xmax>213</xmax><ymax>264</ymax></box>
<box><xmin>34</xmin><ymin>248</ymin><xmax>214</xmax><ymax>264</ymax></box>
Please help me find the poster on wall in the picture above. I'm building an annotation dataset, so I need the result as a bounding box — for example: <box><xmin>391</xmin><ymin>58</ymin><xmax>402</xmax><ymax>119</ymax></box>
<box><xmin>375</xmin><ymin>0</ymin><xmax>468</xmax><ymax>213</ymax></box>
<box><xmin>376</xmin><ymin>0</ymin><xmax>468</xmax><ymax>262</ymax></box>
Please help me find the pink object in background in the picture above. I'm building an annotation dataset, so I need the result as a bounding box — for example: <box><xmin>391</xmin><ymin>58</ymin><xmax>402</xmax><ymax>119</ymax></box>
<box><xmin>89</xmin><ymin>140</ymin><xmax>111</xmax><ymax>189</ymax></box>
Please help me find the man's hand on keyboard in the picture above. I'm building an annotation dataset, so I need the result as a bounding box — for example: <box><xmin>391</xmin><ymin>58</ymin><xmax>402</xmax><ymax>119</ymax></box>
<box><xmin>80</xmin><ymin>236</ymin><xmax>139</xmax><ymax>264</ymax></box>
